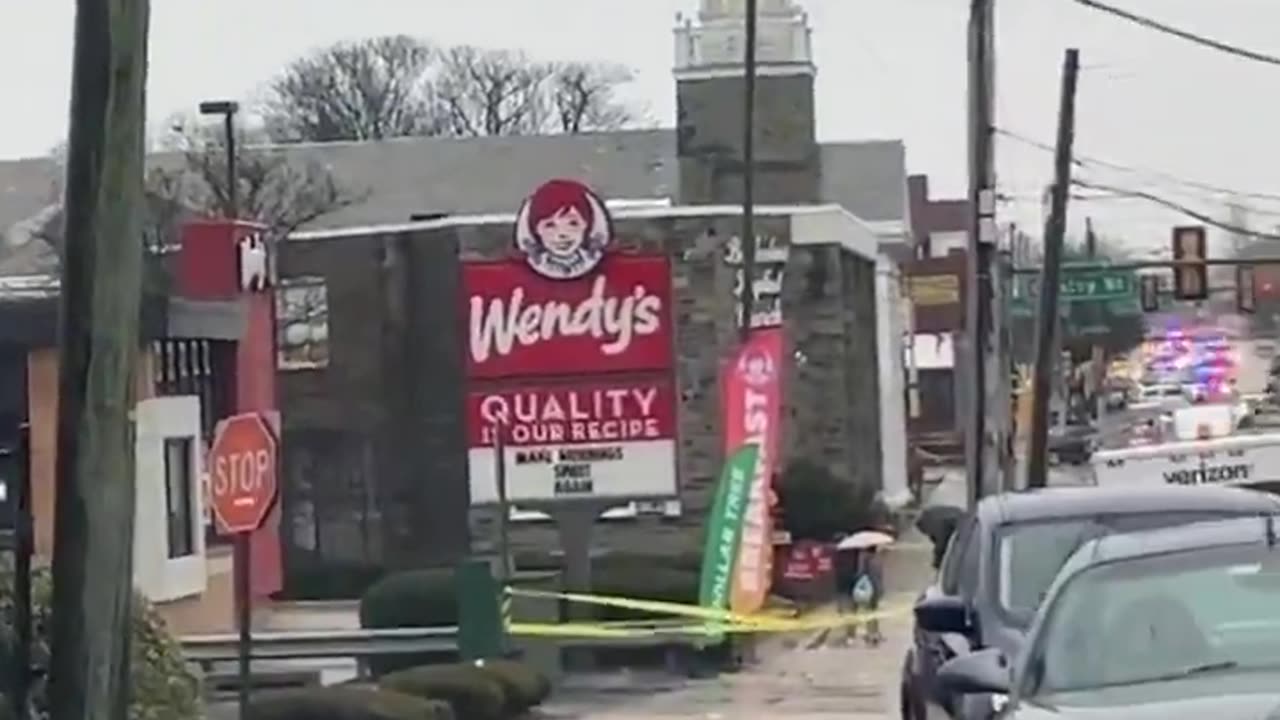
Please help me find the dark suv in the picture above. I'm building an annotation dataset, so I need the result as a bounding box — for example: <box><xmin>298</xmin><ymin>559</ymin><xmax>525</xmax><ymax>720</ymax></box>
<box><xmin>900</xmin><ymin>484</ymin><xmax>1280</xmax><ymax>720</ymax></box>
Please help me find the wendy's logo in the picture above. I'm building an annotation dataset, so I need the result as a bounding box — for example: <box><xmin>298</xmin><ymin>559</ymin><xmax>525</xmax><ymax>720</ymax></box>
<box><xmin>515</xmin><ymin>179</ymin><xmax>613</xmax><ymax>280</ymax></box>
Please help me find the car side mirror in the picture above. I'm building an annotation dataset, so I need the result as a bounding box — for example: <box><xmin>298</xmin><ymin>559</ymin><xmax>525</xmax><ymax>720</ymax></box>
<box><xmin>938</xmin><ymin>647</ymin><xmax>1011</xmax><ymax>695</ymax></box>
<box><xmin>914</xmin><ymin>594</ymin><xmax>975</xmax><ymax>635</ymax></box>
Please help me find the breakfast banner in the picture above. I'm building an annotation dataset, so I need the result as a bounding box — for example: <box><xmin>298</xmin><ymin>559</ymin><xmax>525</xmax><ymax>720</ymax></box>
<box><xmin>721</xmin><ymin>328</ymin><xmax>784</xmax><ymax>614</ymax></box>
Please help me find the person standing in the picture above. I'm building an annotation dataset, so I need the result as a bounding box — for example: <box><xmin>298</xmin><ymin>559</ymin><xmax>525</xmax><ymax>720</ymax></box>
<box><xmin>851</xmin><ymin>546</ymin><xmax>885</xmax><ymax>646</ymax></box>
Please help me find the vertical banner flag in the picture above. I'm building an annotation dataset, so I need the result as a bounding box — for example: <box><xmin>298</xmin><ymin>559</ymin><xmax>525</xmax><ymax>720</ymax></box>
<box><xmin>697</xmin><ymin>444</ymin><xmax>759</xmax><ymax>615</ymax></box>
<box><xmin>723</xmin><ymin>328</ymin><xmax>784</xmax><ymax>614</ymax></box>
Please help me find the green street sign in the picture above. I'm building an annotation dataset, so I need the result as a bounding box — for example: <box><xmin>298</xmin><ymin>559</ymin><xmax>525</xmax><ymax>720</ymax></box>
<box><xmin>1012</xmin><ymin>270</ymin><xmax>1136</xmax><ymax>309</ymax></box>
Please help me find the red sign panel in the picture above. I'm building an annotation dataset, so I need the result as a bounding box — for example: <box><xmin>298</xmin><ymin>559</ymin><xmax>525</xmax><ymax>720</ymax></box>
<box><xmin>209</xmin><ymin>413</ymin><xmax>279</xmax><ymax>534</ymax></box>
<box><xmin>781</xmin><ymin>541</ymin><xmax>835</xmax><ymax>581</ymax></box>
<box><xmin>464</xmin><ymin>254</ymin><xmax>673</xmax><ymax>379</ymax></box>
<box><xmin>466</xmin><ymin>379</ymin><xmax>676</xmax><ymax>447</ymax></box>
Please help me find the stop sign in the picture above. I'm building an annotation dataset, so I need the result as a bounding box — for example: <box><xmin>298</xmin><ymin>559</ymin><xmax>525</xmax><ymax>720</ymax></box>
<box><xmin>209</xmin><ymin>413</ymin><xmax>278</xmax><ymax>534</ymax></box>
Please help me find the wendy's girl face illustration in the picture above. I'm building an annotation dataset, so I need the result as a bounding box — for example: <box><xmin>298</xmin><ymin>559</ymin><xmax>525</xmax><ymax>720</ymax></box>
<box><xmin>514</xmin><ymin>179</ymin><xmax>613</xmax><ymax>280</ymax></box>
<box><xmin>536</xmin><ymin>205</ymin><xmax>588</xmax><ymax>256</ymax></box>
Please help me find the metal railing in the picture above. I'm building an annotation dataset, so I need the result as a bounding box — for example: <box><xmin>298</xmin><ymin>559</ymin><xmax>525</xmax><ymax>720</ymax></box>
<box><xmin>180</xmin><ymin>627</ymin><xmax>461</xmax><ymax>663</ymax></box>
<box><xmin>179</xmin><ymin>625</ymin><xmax>703</xmax><ymax>664</ymax></box>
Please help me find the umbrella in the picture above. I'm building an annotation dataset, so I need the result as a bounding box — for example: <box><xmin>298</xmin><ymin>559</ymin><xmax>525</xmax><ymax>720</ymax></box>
<box><xmin>836</xmin><ymin>530</ymin><xmax>896</xmax><ymax>551</ymax></box>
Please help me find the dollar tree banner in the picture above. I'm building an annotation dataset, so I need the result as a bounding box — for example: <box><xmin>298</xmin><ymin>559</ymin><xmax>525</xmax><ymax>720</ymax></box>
<box><xmin>697</xmin><ymin>444</ymin><xmax>760</xmax><ymax>613</ymax></box>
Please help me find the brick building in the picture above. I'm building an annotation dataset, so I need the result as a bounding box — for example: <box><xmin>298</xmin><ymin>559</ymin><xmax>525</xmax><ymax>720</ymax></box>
<box><xmin>0</xmin><ymin>218</ymin><xmax>280</xmax><ymax>634</ymax></box>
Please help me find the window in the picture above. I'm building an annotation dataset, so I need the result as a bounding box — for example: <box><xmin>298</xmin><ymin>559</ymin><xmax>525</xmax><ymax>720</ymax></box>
<box><xmin>1032</xmin><ymin>544</ymin><xmax>1280</xmax><ymax>698</ymax></box>
<box><xmin>277</xmin><ymin>277</ymin><xmax>330</xmax><ymax>369</ymax></box>
<box><xmin>164</xmin><ymin>437</ymin><xmax>196</xmax><ymax>559</ymax></box>
<box><xmin>939</xmin><ymin>516</ymin><xmax>976</xmax><ymax>595</ymax></box>
<box><xmin>994</xmin><ymin>511</ymin><xmax>1258</xmax><ymax>625</ymax></box>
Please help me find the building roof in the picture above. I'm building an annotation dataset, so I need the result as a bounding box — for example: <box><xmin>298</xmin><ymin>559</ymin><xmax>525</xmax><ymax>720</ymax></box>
<box><xmin>0</xmin><ymin>128</ymin><xmax>907</xmax><ymax>275</ymax></box>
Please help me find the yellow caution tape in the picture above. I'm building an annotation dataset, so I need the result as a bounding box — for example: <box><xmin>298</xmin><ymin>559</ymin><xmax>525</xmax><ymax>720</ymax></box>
<box><xmin>501</xmin><ymin>586</ymin><xmax>915</xmax><ymax>637</ymax></box>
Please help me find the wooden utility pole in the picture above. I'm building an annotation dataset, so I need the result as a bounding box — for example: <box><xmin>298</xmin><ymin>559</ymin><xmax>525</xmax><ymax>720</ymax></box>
<box><xmin>1026</xmin><ymin>49</ymin><xmax>1080</xmax><ymax>490</ymax></box>
<box><xmin>48</xmin><ymin>2</ymin><xmax>150</xmax><ymax>720</ymax></box>
<box><xmin>964</xmin><ymin>0</ymin><xmax>996</xmax><ymax>508</ymax></box>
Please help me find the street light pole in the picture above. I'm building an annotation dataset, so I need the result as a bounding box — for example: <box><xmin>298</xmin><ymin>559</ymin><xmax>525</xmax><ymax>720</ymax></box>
<box><xmin>739</xmin><ymin>0</ymin><xmax>759</xmax><ymax>341</ymax></box>
<box><xmin>198</xmin><ymin>100</ymin><xmax>240</xmax><ymax>219</ymax></box>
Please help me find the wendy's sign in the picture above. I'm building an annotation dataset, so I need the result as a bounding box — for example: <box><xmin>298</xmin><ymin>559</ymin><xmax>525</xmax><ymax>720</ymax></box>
<box><xmin>464</xmin><ymin>255</ymin><xmax>673</xmax><ymax>379</ymax></box>
<box><xmin>464</xmin><ymin>179</ymin><xmax>678</xmax><ymax>506</ymax></box>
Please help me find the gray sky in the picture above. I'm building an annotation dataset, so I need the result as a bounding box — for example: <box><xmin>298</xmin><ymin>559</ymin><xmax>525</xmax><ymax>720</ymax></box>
<box><xmin>3</xmin><ymin>0</ymin><xmax>1279</xmax><ymax>249</ymax></box>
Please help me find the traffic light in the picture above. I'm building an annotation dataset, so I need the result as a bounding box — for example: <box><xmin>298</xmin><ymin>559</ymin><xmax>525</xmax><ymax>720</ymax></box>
<box><xmin>1237</xmin><ymin>264</ymin><xmax>1257</xmax><ymax>314</ymax></box>
<box><xmin>1171</xmin><ymin>225</ymin><xmax>1208</xmax><ymax>300</ymax></box>
<box><xmin>1140</xmin><ymin>274</ymin><xmax>1160</xmax><ymax>312</ymax></box>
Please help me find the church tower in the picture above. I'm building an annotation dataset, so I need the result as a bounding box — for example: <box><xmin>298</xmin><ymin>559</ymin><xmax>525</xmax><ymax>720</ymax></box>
<box><xmin>673</xmin><ymin>0</ymin><xmax>819</xmax><ymax>204</ymax></box>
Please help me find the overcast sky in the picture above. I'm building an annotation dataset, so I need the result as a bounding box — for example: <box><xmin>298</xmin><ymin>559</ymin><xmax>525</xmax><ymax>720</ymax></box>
<box><xmin>3</xmin><ymin>0</ymin><xmax>1278</xmax><ymax>249</ymax></box>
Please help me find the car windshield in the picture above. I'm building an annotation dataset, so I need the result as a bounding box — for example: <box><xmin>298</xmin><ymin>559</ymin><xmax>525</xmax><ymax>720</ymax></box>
<box><xmin>994</xmin><ymin>511</ymin><xmax>1254</xmax><ymax>622</ymax></box>
<box><xmin>1030</xmin><ymin>542</ymin><xmax>1280</xmax><ymax>696</ymax></box>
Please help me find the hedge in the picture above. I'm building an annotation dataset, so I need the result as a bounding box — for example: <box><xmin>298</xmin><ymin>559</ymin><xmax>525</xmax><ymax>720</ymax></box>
<box><xmin>0</xmin><ymin>567</ymin><xmax>201</xmax><ymax>720</ymax></box>
<box><xmin>247</xmin><ymin>686</ymin><xmax>453</xmax><ymax>720</ymax></box>
<box><xmin>379</xmin><ymin>664</ymin><xmax>506</xmax><ymax>720</ymax></box>
<box><xmin>476</xmin><ymin>659</ymin><xmax>550</xmax><ymax>712</ymax></box>
<box><xmin>359</xmin><ymin>569</ymin><xmax>459</xmax><ymax>675</ymax></box>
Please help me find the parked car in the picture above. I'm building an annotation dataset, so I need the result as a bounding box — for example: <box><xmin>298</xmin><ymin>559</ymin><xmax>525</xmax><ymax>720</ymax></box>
<box><xmin>1047</xmin><ymin>424</ymin><xmax>1095</xmax><ymax>465</ymax></box>
<box><xmin>935</xmin><ymin>514</ymin><xmax>1280</xmax><ymax>719</ymax></box>
<box><xmin>901</xmin><ymin>485</ymin><xmax>1280</xmax><ymax>720</ymax></box>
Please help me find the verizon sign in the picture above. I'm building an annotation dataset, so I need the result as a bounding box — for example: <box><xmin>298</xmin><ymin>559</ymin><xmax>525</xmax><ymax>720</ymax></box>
<box><xmin>467</xmin><ymin>380</ymin><xmax>678</xmax><ymax>503</ymax></box>
<box><xmin>464</xmin><ymin>179</ymin><xmax>678</xmax><ymax>505</ymax></box>
<box><xmin>464</xmin><ymin>255</ymin><xmax>673</xmax><ymax>379</ymax></box>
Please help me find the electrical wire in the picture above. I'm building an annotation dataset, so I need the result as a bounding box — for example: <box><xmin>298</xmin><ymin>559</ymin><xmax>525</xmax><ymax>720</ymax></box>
<box><xmin>1073</xmin><ymin>0</ymin><xmax>1280</xmax><ymax>67</ymax></box>
<box><xmin>997</xmin><ymin>127</ymin><xmax>1280</xmax><ymax>204</ymax></box>
<box><xmin>1072</xmin><ymin>178</ymin><xmax>1280</xmax><ymax>241</ymax></box>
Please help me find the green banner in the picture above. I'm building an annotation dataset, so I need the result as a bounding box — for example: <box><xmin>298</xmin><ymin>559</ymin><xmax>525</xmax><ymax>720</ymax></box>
<box><xmin>697</xmin><ymin>444</ymin><xmax>759</xmax><ymax>613</ymax></box>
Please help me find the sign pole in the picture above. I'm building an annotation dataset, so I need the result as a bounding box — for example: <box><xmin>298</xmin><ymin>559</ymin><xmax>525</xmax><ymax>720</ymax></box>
<box><xmin>234</xmin><ymin>531</ymin><xmax>252</xmax><ymax>718</ymax></box>
<box><xmin>493</xmin><ymin>425</ymin><xmax>512</xmax><ymax>582</ymax></box>
<box><xmin>208</xmin><ymin>412</ymin><xmax>279</xmax><ymax>718</ymax></box>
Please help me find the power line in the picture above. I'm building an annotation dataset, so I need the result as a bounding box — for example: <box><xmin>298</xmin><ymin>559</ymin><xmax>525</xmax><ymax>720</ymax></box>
<box><xmin>1072</xmin><ymin>177</ymin><xmax>1280</xmax><ymax>240</ymax></box>
<box><xmin>997</xmin><ymin>127</ymin><xmax>1280</xmax><ymax>204</ymax></box>
<box><xmin>1074</xmin><ymin>0</ymin><xmax>1280</xmax><ymax>67</ymax></box>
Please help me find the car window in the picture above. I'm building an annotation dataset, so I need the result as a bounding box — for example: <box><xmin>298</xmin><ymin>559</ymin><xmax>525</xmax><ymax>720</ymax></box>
<box><xmin>939</xmin><ymin>516</ymin><xmax>975</xmax><ymax>595</ymax></box>
<box><xmin>1031</xmin><ymin>544</ymin><xmax>1280</xmax><ymax>698</ymax></box>
<box><xmin>993</xmin><ymin>511</ymin><xmax>1257</xmax><ymax>623</ymax></box>
<box><xmin>955</xmin><ymin>528</ymin><xmax>981</xmax><ymax>598</ymax></box>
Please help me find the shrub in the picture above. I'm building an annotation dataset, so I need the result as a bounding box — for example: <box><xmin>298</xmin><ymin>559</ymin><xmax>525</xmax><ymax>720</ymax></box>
<box><xmin>248</xmin><ymin>686</ymin><xmax>454</xmax><ymax>720</ymax></box>
<box><xmin>277</xmin><ymin>562</ymin><xmax>385</xmax><ymax>601</ymax></box>
<box><xmin>0</xmin><ymin>566</ymin><xmax>201</xmax><ymax>720</ymax></box>
<box><xmin>359</xmin><ymin>569</ymin><xmax>458</xmax><ymax>675</ymax></box>
<box><xmin>776</xmin><ymin>459</ymin><xmax>878</xmax><ymax>541</ymax></box>
<box><xmin>477</xmin><ymin>659</ymin><xmax>549</xmax><ymax>712</ymax></box>
<box><xmin>380</xmin><ymin>664</ymin><xmax>505</xmax><ymax>720</ymax></box>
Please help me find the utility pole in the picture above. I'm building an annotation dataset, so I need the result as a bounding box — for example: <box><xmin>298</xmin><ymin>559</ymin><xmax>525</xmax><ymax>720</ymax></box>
<box><xmin>48</xmin><ymin>2</ymin><xmax>150</xmax><ymax>720</ymax></box>
<box><xmin>739</xmin><ymin>0</ymin><xmax>759</xmax><ymax>340</ymax></box>
<box><xmin>1026</xmin><ymin>48</ymin><xmax>1080</xmax><ymax>490</ymax></box>
<box><xmin>965</xmin><ymin>0</ymin><xmax>996</xmax><ymax>508</ymax></box>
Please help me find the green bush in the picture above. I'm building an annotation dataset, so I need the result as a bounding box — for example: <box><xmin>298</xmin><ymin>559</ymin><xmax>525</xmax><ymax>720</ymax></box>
<box><xmin>248</xmin><ymin>686</ymin><xmax>454</xmax><ymax>720</ymax></box>
<box><xmin>0</xmin><ymin>567</ymin><xmax>200</xmax><ymax>720</ymax></box>
<box><xmin>477</xmin><ymin>659</ymin><xmax>550</xmax><ymax>712</ymax></box>
<box><xmin>277</xmin><ymin>562</ymin><xmax>385</xmax><ymax>601</ymax></box>
<box><xmin>776</xmin><ymin>459</ymin><xmax>879</xmax><ymax>541</ymax></box>
<box><xmin>359</xmin><ymin>569</ymin><xmax>458</xmax><ymax>675</ymax></box>
<box><xmin>380</xmin><ymin>664</ymin><xmax>505</xmax><ymax>720</ymax></box>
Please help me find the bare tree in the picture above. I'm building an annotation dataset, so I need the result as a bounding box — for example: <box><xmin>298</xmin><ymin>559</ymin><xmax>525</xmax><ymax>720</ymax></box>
<box><xmin>548</xmin><ymin>62</ymin><xmax>644</xmax><ymax>133</ymax></box>
<box><xmin>263</xmin><ymin>35</ymin><xmax>440</xmax><ymax>142</ymax></box>
<box><xmin>430</xmin><ymin>46</ymin><xmax>553</xmax><ymax>137</ymax></box>
<box><xmin>149</xmin><ymin>114</ymin><xmax>365</xmax><ymax>237</ymax></box>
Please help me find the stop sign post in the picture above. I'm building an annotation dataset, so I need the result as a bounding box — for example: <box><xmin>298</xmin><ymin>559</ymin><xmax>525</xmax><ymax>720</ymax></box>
<box><xmin>209</xmin><ymin>412</ymin><xmax>278</xmax><ymax>716</ymax></box>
